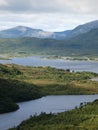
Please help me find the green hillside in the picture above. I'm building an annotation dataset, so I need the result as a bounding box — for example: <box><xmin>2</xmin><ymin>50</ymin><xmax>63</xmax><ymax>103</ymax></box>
<box><xmin>0</xmin><ymin>28</ymin><xmax>98</xmax><ymax>56</ymax></box>
<box><xmin>0</xmin><ymin>64</ymin><xmax>98</xmax><ymax>113</ymax></box>
<box><xmin>0</xmin><ymin>64</ymin><xmax>43</xmax><ymax>113</ymax></box>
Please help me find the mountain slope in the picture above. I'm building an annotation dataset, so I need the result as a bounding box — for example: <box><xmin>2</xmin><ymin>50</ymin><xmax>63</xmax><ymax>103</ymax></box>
<box><xmin>53</xmin><ymin>20</ymin><xmax>98</xmax><ymax>40</ymax></box>
<box><xmin>0</xmin><ymin>28</ymin><xmax>98</xmax><ymax>56</ymax></box>
<box><xmin>64</xmin><ymin>28</ymin><xmax>98</xmax><ymax>55</ymax></box>
<box><xmin>0</xmin><ymin>20</ymin><xmax>98</xmax><ymax>40</ymax></box>
<box><xmin>67</xmin><ymin>20</ymin><xmax>98</xmax><ymax>39</ymax></box>
<box><xmin>0</xmin><ymin>26</ymin><xmax>53</xmax><ymax>38</ymax></box>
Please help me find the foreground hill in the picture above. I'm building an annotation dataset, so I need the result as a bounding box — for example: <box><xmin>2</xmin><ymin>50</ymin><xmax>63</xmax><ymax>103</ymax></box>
<box><xmin>0</xmin><ymin>28</ymin><xmax>98</xmax><ymax>56</ymax></box>
<box><xmin>0</xmin><ymin>64</ymin><xmax>98</xmax><ymax>113</ymax></box>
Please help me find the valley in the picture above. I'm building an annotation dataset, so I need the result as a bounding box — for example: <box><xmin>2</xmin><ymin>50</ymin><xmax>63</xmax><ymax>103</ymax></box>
<box><xmin>0</xmin><ymin>20</ymin><xmax>98</xmax><ymax>130</ymax></box>
<box><xmin>0</xmin><ymin>20</ymin><xmax>98</xmax><ymax>57</ymax></box>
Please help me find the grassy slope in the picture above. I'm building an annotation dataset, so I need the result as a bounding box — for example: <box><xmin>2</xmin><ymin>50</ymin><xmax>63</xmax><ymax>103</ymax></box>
<box><xmin>9</xmin><ymin>100</ymin><xmax>98</xmax><ymax>130</ymax></box>
<box><xmin>0</xmin><ymin>64</ymin><xmax>98</xmax><ymax>114</ymax></box>
<box><xmin>0</xmin><ymin>64</ymin><xmax>43</xmax><ymax>113</ymax></box>
<box><xmin>0</xmin><ymin>28</ymin><xmax>98</xmax><ymax>56</ymax></box>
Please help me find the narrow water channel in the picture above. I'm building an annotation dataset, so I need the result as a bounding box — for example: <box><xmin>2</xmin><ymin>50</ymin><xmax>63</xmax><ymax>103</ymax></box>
<box><xmin>0</xmin><ymin>95</ymin><xmax>98</xmax><ymax>130</ymax></box>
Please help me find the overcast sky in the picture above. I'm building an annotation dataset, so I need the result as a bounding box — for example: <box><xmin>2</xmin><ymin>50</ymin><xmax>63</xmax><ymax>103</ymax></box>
<box><xmin>0</xmin><ymin>0</ymin><xmax>98</xmax><ymax>31</ymax></box>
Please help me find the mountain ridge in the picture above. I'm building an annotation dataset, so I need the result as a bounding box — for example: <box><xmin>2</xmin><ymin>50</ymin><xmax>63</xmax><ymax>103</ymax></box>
<box><xmin>0</xmin><ymin>28</ymin><xmax>98</xmax><ymax>56</ymax></box>
<box><xmin>0</xmin><ymin>20</ymin><xmax>98</xmax><ymax>39</ymax></box>
<box><xmin>0</xmin><ymin>26</ymin><xmax>54</xmax><ymax>39</ymax></box>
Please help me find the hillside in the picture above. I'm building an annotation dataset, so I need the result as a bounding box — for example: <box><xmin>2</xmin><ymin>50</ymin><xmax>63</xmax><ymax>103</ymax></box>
<box><xmin>0</xmin><ymin>28</ymin><xmax>98</xmax><ymax>56</ymax></box>
<box><xmin>53</xmin><ymin>20</ymin><xmax>98</xmax><ymax>40</ymax></box>
<box><xmin>0</xmin><ymin>64</ymin><xmax>43</xmax><ymax>113</ymax></box>
<box><xmin>65</xmin><ymin>20</ymin><xmax>98</xmax><ymax>39</ymax></box>
<box><xmin>0</xmin><ymin>64</ymin><xmax>98</xmax><ymax>113</ymax></box>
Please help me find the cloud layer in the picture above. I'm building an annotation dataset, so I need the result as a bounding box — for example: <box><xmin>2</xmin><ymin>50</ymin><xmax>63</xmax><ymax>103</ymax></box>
<box><xmin>0</xmin><ymin>0</ymin><xmax>98</xmax><ymax>14</ymax></box>
<box><xmin>0</xmin><ymin>0</ymin><xmax>98</xmax><ymax>31</ymax></box>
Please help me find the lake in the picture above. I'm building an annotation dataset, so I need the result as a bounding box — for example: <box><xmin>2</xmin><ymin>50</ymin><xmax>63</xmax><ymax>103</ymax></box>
<box><xmin>0</xmin><ymin>56</ymin><xmax>98</xmax><ymax>73</ymax></box>
<box><xmin>0</xmin><ymin>95</ymin><xmax>98</xmax><ymax>130</ymax></box>
<box><xmin>0</xmin><ymin>56</ymin><xmax>98</xmax><ymax>130</ymax></box>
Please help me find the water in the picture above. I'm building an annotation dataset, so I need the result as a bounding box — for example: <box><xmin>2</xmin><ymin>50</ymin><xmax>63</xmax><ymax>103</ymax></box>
<box><xmin>0</xmin><ymin>56</ymin><xmax>98</xmax><ymax>73</ymax></box>
<box><xmin>0</xmin><ymin>95</ymin><xmax>98</xmax><ymax>130</ymax></box>
<box><xmin>0</xmin><ymin>56</ymin><xmax>98</xmax><ymax>130</ymax></box>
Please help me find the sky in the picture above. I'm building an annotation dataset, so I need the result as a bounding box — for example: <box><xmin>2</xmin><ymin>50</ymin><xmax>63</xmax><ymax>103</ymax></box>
<box><xmin>0</xmin><ymin>0</ymin><xmax>98</xmax><ymax>32</ymax></box>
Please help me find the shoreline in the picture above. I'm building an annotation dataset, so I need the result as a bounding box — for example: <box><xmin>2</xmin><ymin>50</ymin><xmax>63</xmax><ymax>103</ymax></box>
<box><xmin>8</xmin><ymin>96</ymin><xmax>98</xmax><ymax>130</ymax></box>
<box><xmin>1</xmin><ymin>93</ymin><xmax>98</xmax><ymax>115</ymax></box>
<box><xmin>0</xmin><ymin>53</ymin><xmax>98</xmax><ymax>62</ymax></box>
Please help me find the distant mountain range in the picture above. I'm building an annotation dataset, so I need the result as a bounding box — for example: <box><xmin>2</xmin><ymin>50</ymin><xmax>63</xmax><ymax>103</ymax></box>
<box><xmin>0</xmin><ymin>26</ymin><xmax>54</xmax><ymax>39</ymax></box>
<box><xmin>0</xmin><ymin>27</ymin><xmax>98</xmax><ymax>56</ymax></box>
<box><xmin>0</xmin><ymin>20</ymin><xmax>98</xmax><ymax>40</ymax></box>
<box><xmin>0</xmin><ymin>20</ymin><xmax>98</xmax><ymax>56</ymax></box>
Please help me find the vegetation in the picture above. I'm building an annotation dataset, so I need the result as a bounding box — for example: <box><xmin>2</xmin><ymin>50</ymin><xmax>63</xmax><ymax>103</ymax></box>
<box><xmin>9</xmin><ymin>99</ymin><xmax>98</xmax><ymax>130</ymax></box>
<box><xmin>0</xmin><ymin>28</ymin><xmax>98</xmax><ymax>56</ymax></box>
<box><xmin>0</xmin><ymin>64</ymin><xmax>43</xmax><ymax>113</ymax></box>
<box><xmin>0</xmin><ymin>64</ymin><xmax>98</xmax><ymax>114</ymax></box>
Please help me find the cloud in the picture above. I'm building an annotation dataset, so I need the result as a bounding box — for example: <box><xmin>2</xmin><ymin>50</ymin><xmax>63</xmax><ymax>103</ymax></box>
<box><xmin>0</xmin><ymin>0</ymin><xmax>98</xmax><ymax>31</ymax></box>
<box><xmin>0</xmin><ymin>0</ymin><xmax>7</xmax><ymax>6</ymax></box>
<box><xmin>0</xmin><ymin>0</ymin><xmax>98</xmax><ymax>15</ymax></box>
<box><xmin>0</xmin><ymin>13</ymin><xmax>97</xmax><ymax>32</ymax></box>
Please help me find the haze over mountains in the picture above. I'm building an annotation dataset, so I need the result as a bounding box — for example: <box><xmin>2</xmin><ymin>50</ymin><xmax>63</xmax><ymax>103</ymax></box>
<box><xmin>0</xmin><ymin>20</ymin><xmax>98</xmax><ymax>56</ymax></box>
<box><xmin>0</xmin><ymin>20</ymin><xmax>98</xmax><ymax>40</ymax></box>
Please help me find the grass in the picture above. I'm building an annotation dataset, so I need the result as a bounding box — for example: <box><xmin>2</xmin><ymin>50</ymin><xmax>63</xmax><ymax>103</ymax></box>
<box><xmin>0</xmin><ymin>63</ymin><xmax>98</xmax><ymax>129</ymax></box>
<box><xmin>0</xmin><ymin>64</ymin><xmax>98</xmax><ymax>113</ymax></box>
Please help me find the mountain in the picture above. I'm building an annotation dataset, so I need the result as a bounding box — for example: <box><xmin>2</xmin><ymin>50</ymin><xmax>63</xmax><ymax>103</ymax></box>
<box><xmin>0</xmin><ymin>28</ymin><xmax>98</xmax><ymax>56</ymax></box>
<box><xmin>0</xmin><ymin>20</ymin><xmax>98</xmax><ymax>39</ymax></box>
<box><xmin>52</xmin><ymin>20</ymin><xmax>98</xmax><ymax>40</ymax></box>
<box><xmin>66</xmin><ymin>20</ymin><xmax>98</xmax><ymax>39</ymax></box>
<box><xmin>0</xmin><ymin>26</ymin><xmax>54</xmax><ymax>38</ymax></box>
